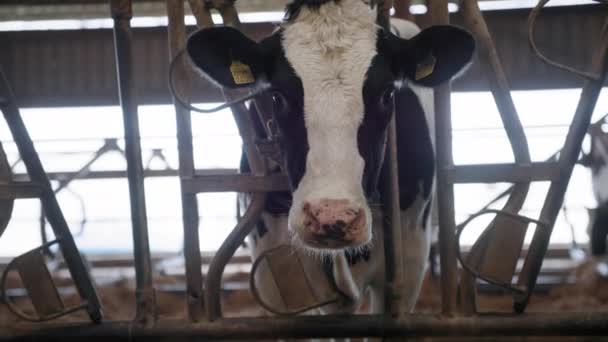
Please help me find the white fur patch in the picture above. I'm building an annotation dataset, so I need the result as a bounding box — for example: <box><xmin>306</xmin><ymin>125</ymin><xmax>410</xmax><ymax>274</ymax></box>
<box><xmin>591</xmin><ymin>135</ymin><xmax>608</xmax><ymax>203</ymax></box>
<box><xmin>282</xmin><ymin>0</ymin><xmax>378</xmax><ymax>237</ymax></box>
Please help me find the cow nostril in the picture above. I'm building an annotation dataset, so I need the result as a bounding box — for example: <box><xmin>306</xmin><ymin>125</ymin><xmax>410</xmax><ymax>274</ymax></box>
<box><xmin>322</xmin><ymin>224</ymin><xmax>330</xmax><ymax>231</ymax></box>
<box><xmin>336</xmin><ymin>220</ymin><xmax>346</xmax><ymax>228</ymax></box>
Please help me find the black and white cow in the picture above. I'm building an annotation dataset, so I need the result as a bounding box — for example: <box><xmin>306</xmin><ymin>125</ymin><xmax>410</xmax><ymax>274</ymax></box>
<box><xmin>187</xmin><ymin>0</ymin><xmax>474</xmax><ymax>314</ymax></box>
<box><xmin>582</xmin><ymin>123</ymin><xmax>608</xmax><ymax>256</ymax></box>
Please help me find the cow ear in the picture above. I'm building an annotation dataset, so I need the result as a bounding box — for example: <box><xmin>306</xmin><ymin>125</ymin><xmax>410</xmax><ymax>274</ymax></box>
<box><xmin>187</xmin><ymin>26</ymin><xmax>266</xmax><ymax>89</ymax></box>
<box><xmin>393</xmin><ymin>25</ymin><xmax>475</xmax><ymax>87</ymax></box>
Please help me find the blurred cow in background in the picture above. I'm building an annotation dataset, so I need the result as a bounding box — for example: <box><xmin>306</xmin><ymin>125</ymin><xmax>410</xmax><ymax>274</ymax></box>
<box><xmin>581</xmin><ymin>119</ymin><xmax>608</xmax><ymax>256</ymax></box>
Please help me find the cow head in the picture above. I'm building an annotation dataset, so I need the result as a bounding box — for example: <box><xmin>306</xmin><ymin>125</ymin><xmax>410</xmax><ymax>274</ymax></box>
<box><xmin>187</xmin><ymin>0</ymin><xmax>474</xmax><ymax>253</ymax></box>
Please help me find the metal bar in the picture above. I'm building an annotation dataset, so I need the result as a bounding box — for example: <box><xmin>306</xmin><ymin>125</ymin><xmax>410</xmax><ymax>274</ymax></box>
<box><xmin>13</xmin><ymin>169</ymin><xmax>179</xmax><ymax>182</ymax></box>
<box><xmin>515</xmin><ymin>22</ymin><xmax>608</xmax><ymax>312</ymax></box>
<box><xmin>182</xmin><ymin>174</ymin><xmax>289</xmax><ymax>193</ymax></box>
<box><xmin>110</xmin><ymin>0</ymin><xmax>156</xmax><ymax>325</ymax></box>
<box><xmin>394</xmin><ymin>0</ymin><xmax>414</xmax><ymax>22</ymax></box>
<box><xmin>459</xmin><ymin>1</ymin><xmax>532</xmax><ymax>166</ymax></box>
<box><xmin>0</xmin><ymin>182</ymin><xmax>43</xmax><ymax>199</ymax></box>
<box><xmin>428</xmin><ymin>0</ymin><xmax>459</xmax><ymax>316</ymax></box>
<box><xmin>373</xmin><ymin>0</ymin><xmax>404</xmax><ymax>317</ymax></box>
<box><xmin>13</xmin><ymin>168</ymin><xmax>236</xmax><ymax>183</ymax></box>
<box><xmin>188</xmin><ymin>0</ymin><xmax>214</xmax><ymax>28</ymax></box>
<box><xmin>205</xmin><ymin>192</ymin><xmax>266</xmax><ymax>321</ymax></box>
<box><xmin>446</xmin><ymin>162</ymin><xmax>561</xmax><ymax>184</ymax></box>
<box><xmin>381</xmin><ymin>107</ymin><xmax>404</xmax><ymax>317</ymax></box>
<box><xmin>0</xmin><ymin>68</ymin><xmax>103</xmax><ymax>323</ymax></box>
<box><xmin>166</xmin><ymin>0</ymin><xmax>204</xmax><ymax>322</ymax></box>
<box><xmin>0</xmin><ymin>245</ymin><xmax>577</xmax><ymax>273</ymax></box>
<box><xmin>4</xmin><ymin>313</ymin><xmax>608</xmax><ymax>340</ymax></box>
<box><xmin>217</xmin><ymin>0</ymin><xmax>241</xmax><ymax>28</ymax></box>
<box><xmin>52</xmin><ymin>139</ymin><xmax>123</xmax><ymax>194</ymax></box>
<box><xmin>459</xmin><ymin>0</ymin><xmax>533</xmax><ymax>315</ymax></box>
<box><xmin>187</xmin><ymin>0</ymin><xmax>271</xmax><ymax>323</ymax></box>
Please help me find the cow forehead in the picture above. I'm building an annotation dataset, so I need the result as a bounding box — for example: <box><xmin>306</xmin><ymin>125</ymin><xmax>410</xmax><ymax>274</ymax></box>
<box><xmin>282</xmin><ymin>0</ymin><xmax>379</xmax><ymax>121</ymax></box>
<box><xmin>279</xmin><ymin>0</ymin><xmax>379</xmax><ymax>201</ymax></box>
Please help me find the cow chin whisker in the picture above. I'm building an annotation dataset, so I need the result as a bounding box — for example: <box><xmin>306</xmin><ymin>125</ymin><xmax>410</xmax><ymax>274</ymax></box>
<box><xmin>289</xmin><ymin>227</ymin><xmax>374</xmax><ymax>261</ymax></box>
<box><xmin>345</xmin><ymin>238</ymin><xmax>373</xmax><ymax>257</ymax></box>
<box><xmin>289</xmin><ymin>231</ymin><xmax>341</xmax><ymax>261</ymax></box>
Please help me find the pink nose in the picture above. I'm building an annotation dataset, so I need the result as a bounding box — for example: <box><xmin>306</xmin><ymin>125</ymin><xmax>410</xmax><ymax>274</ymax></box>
<box><xmin>301</xmin><ymin>199</ymin><xmax>366</xmax><ymax>248</ymax></box>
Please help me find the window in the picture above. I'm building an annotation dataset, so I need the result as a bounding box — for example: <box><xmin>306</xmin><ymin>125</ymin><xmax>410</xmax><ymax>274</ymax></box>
<box><xmin>0</xmin><ymin>87</ymin><xmax>606</xmax><ymax>257</ymax></box>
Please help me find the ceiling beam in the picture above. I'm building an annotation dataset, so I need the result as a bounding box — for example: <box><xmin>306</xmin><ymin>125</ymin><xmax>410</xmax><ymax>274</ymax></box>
<box><xmin>0</xmin><ymin>5</ymin><xmax>605</xmax><ymax>108</ymax></box>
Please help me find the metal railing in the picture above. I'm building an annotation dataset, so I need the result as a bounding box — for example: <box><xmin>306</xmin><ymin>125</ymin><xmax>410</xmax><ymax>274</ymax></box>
<box><xmin>0</xmin><ymin>0</ymin><xmax>607</xmax><ymax>340</ymax></box>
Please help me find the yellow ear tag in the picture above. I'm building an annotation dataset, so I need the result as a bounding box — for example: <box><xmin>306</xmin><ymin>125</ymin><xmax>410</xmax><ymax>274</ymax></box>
<box><xmin>415</xmin><ymin>54</ymin><xmax>437</xmax><ymax>81</ymax></box>
<box><xmin>230</xmin><ymin>60</ymin><xmax>255</xmax><ymax>85</ymax></box>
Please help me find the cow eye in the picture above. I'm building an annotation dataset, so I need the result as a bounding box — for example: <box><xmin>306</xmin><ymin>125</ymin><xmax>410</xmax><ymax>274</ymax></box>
<box><xmin>380</xmin><ymin>88</ymin><xmax>395</xmax><ymax>109</ymax></box>
<box><xmin>271</xmin><ymin>91</ymin><xmax>289</xmax><ymax>114</ymax></box>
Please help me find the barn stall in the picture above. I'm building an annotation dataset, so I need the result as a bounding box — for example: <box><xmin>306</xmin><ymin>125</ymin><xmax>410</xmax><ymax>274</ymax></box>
<box><xmin>0</xmin><ymin>0</ymin><xmax>607</xmax><ymax>340</ymax></box>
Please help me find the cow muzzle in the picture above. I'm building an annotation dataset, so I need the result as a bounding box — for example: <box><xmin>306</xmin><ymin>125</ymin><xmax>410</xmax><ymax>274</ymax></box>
<box><xmin>298</xmin><ymin>198</ymin><xmax>369</xmax><ymax>249</ymax></box>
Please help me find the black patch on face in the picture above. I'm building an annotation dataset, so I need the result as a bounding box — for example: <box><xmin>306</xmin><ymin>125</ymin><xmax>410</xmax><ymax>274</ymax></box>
<box><xmin>422</xmin><ymin>195</ymin><xmax>432</xmax><ymax>230</ymax></box>
<box><xmin>242</xmin><ymin>28</ymin><xmax>435</xmax><ymax>218</ymax></box>
<box><xmin>359</xmin><ymin>53</ymin><xmax>396</xmax><ymax>197</ymax></box>
<box><xmin>285</xmin><ymin>0</ymin><xmax>340</xmax><ymax>21</ymax></box>
<box><xmin>260</xmin><ymin>32</ymin><xmax>309</xmax><ymax>191</ymax></box>
<box><xmin>346</xmin><ymin>248</ymin><xmax>371</xmax><ymax>266</ymax></box>
<box><xmin>591</xmin><ymin>201</ymin><xmax>608</xmax><ymax>256</ymax></box>
<box><xmin>256</xmin><ymin>219</ymin><xmax>269</xmax><ymax>238</ymax></box>
<box><xmin>392</xmin><ymin>87</ymin><xmax>435</xmax><ymax>211</ymax></box>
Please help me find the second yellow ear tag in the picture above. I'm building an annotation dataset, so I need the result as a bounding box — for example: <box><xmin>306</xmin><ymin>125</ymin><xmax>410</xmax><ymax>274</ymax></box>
<box><xmin>415</xmin><ymin>54</ymin><xmax>437</xmax><ymax>81</ymax></box>
<box><xmin>230</xmin><ymin>60</ymin><xmax>255</xmax><ymax>85</ymax></box>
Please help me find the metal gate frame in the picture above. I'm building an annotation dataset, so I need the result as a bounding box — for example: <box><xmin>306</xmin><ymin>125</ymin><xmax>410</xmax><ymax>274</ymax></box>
<box><xmin>1</xmin><ymin>0</ymin><xmax>608</xmax><ymax>340</ymax></box>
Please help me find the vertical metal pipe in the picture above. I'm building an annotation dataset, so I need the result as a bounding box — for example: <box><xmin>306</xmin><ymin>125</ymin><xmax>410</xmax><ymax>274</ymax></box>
<box><xmin>428</xmin><ymin>0</ymin><xmax>459</xmax><ymax>316</ymax></box>
<box><xmin>382</xmin><ymin>116</ymin><xmax>406</xmax><ymax>317</ymax></box>
<box><xmin>373</xmin><ymin>0</ymin><xmax>405</xmax><ymax>317</ymax></box>
<box><xmin>205</xmin><ymin>192</ymin><xmax>266</xmax><ymax>321</ymax></box>
<box><xmin>166</xmin><ymin>0</ymin><xmax>205</xmax><ymax>322</ymax></box>
<box><xmin>515</xmin><ymin>27</ymin><xmax>608</xmax><ymax>312</ymax></box>
<box><xmin>376</xmin><ymin>0</ymin><xmax>392</xmax><ymax>30</ymax></box>
<box><xmin>188</xmin><ymin>0</ymin><xmax>214</xmax><ymax>27</ymax></box>
<box><xmin>110</xmin><ymin>0</ymin><xmax>156</xmax><ymax>326</ymax></box>
<box><xmin>458</xmin><ymin>0</ymin><xmax>532</xmax><ymax>315</ymax></box>
<box><xmin>394</xmin><ymin>0</ymin><xmax>414</xmax><ymax>22</ymax></box>
<box><xmin>0</xmin><ymin>68</ymin><xmax>103</xmax><ymax>323</ymax></box>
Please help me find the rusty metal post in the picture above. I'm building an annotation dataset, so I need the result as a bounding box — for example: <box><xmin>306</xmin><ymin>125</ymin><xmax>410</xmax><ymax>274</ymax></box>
<box><xmin>6</xmin><ymin>313</ymin><xmax>608</xmax><ymax>340</ymax></box>
<box><xmin>373</xmin><ymin>0</ymin><xmax>407</xmax><ymax>317</ymax></box>
<box><xmin>515</xmin><ymin>23</ymin><xmax>608</xmax><ymax>312</ymax></box>
<box><xmin>205</xmin><ymin>192</ymin><xmax>266</xmax><ymax>321</ymax></box>
<box><xmin>0</xmin><ymin>68</ymin><xmax>103</xmax><ymax>323</ymax></box>
<box><xmin>166</xmin><ymin>0</ymin><xmax>205</xmax><ymax>322</ymax></box>
<box><xmin>110</xmin><ymin>0</ymin><xmax>156</xmax><ymax>326</ymax></box>
<box><xmin>458</xmin><ymin>0</ymin><xmax>532</xmax><ymax>315</ymax></box>
<box><xmin>381</xmin><ymin>110</ymin><xmax>405</xmax><ymax>317</ymax></box>
<box><xmin>188</xmin><ymin>0</ymin><xmax>214</xmax><ymax>27</ymax></box>
<box><xmin>428</xmin><ymin>0</ymin><xmax>459</xmax><ymax>316</ymax></box>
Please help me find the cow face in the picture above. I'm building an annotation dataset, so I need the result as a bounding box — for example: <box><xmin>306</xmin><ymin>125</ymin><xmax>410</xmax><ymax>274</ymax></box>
<box><xmin>187</xmin><ymin>0</ymin><xmax>474</xmax><ymax>253</ymax></box>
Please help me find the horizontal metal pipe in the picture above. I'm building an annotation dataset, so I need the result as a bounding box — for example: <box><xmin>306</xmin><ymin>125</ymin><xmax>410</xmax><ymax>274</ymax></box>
<box><xmin>13</xmin><ymin>168</ymin><xmax>238</xmax><ymax>182</ymax></box>
<box><xmin>182</xmin><ymin>174</ymin><xmax>290</xmax><ymax>193</ymax></box>
<box><xmin>446</xmin><ymin>162</ymin><xmax>561</xmax><ymax>184</ymax></box>
<box><xmin>13</xmin><ymin>169</ymin><xmax>177</xmax><ymax>182</ymax></box>
<box><xmin>0</xmin><ymin>182</ymin><xmax>43</xmax><ymax>199</ymax></box>
<box><xmin>3</xmin><ymin>313</ymin><xmax>608</xmax><ymax>340</ymax></box>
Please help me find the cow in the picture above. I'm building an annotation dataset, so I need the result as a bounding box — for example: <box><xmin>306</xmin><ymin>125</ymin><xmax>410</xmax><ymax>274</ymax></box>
<box><xmin>186</xmin><ymin>0</ymin><xmax>474</xmax><ymax>316</ymax></box>
<box><xmin>582</xmin><ymin>122</ymin><xmax>608</xmax><ymax>256</ymax></box>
